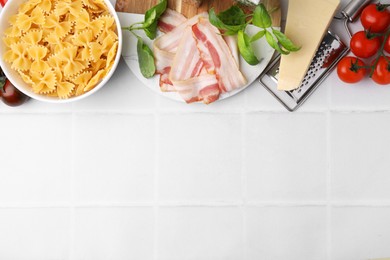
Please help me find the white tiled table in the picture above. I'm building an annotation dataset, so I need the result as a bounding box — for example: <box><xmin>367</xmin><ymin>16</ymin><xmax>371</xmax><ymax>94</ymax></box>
<box><xmin>1</xmin><ymin>0</ymin><xmax>390</xmax><ymax>259</ymax></box>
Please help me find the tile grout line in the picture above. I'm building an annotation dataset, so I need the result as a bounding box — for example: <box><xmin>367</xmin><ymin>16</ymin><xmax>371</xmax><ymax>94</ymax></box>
<box><xmin>69</xmin><ymin>110</ymin><xmax>76</xmax><ymax>260</ymax></box>
<box><xmin>3</xmin><ymin>200</ymin><xmax>390</xmax><ymax>208</ymax></box>
<box><xmin>326</xmin><ymin>106</ymin><xmax>332</xmax><ymax>259</ymax></box>
<box><xmin>153</xmin><ymin>96</ymin><xmax>161</xmax><ymax>260</ymax></box>
<box><xmin>241</xmin><ymin>109</ymin><xmax>247</xmax><ymax>260</ymax></box>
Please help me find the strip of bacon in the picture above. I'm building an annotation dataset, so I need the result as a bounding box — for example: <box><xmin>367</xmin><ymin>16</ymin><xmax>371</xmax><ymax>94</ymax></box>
<box><xmin>159</xmin><ymin>67</ymin><xmax>175</xmax><ymax>92</ymax></box>
<box><xmin>169</xmin><ymin>26</ymin><xmax>219</xmax><ymax>103</ymax></box>
<box><xmin>154</xmin><ymin>48</ymin><xmax>176</xmax><ymax>92</ymax></box>
<box><xmin>154</xmin><ymin>12</ymin><xmax>208</xmax><ymax>53</ymax></box>
<box><xmin>170</xmin><ymin>27</ymin><xmax>204</xmax><ymax>82</ymax></box>
<box><xmin>192</xmin><ymin>18</ymin><xmax>247</xmax><ymax>93</ymax></box>
<box><xmin>154</xmin><ymin>13</ymin><xmax>208</xmax><ymax>92</ymax></box>
<box><xmin>158</xmin><ymin>8</ymin><xmax>187</xmax><ymax>33</ymax></box>
<box><xmin>223</xmin><ymin>35</ymin><xmax>240</xmax><ymax>67</ymax></box>
<box><xmin>154</xmin><ymin>48</ymin><xmax>175</xmax><ymax>74</ymax></box>
<box><xmin>173</xmin><ymin>74</ymin><xmax>220</xmax><ymax>104</ymax></box>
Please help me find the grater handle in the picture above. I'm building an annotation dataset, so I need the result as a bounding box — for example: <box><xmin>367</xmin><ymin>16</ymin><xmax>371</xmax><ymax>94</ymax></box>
<box><xmin>341</xmin><ymin>0</ymin><xmax>372</xmax><ymax>22</ymax></box>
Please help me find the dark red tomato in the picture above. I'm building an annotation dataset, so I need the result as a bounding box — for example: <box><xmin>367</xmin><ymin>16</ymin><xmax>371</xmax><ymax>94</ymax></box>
<box><xmin>0</xmin><ymin>0</ymin><xmax>7</xmax><ymax>7</ymax></box>
<box><xmin>337</xmin><ymin>56</ymin><xmax>367</xmax><ymax>84</ymax></box>
<box><xmin>371</xmin><ymin>56</ymin><xmax>390</xmax><ymax>85</ymax></box>
<box><xmin>361</xmin><ymin>4</ymin><xmax>390</xmax><ymax>33</ymax></box>
<box><xmin>350</xmin><ymin>31</ymin><xmax>381</xmax><ymax>58</ymax></box>
<box><xmin>385</xmin><ymin>36</ymin><xmax>390</xmax><ymax>54</ymax></box>
<box><xmin>0</xmin><ymin>78</ymin><xmax>29</xmax><ymax>106</ymax></box>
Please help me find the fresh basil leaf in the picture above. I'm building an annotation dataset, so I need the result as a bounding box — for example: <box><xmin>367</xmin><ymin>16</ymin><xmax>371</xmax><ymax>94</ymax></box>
<box><xmin>145</xmin><ymin>0</ymin><xmax>167</xmax><ymax>22</ymax></box>
<box><xmin>143</xmin><ymin>0</ymin><xmax>167</xmax><ymax>39</ymax></box>
<box><xmin>238</xmin><ymin>30</ymin><xmax>259</xmax><ymax>65</ymax></box>
<box><xmin>137</xmin><ymin>37</ymin><xmax>156</xmax><ymax>78</ymax></box>
<box><xmin>217</xmin><ymin>5</ymin><xmax>246</xmax><ymax>26</ymax></box>
<box><xmin>265</xmin><ymin>30</ymin><xmax>289</xmax><ymax>55</ymax></box>
<box><xmin>209</xmin><ymin>8</ymin><xmax>247</xmax><ymax>35</ymax></box>
<box><xmin>144</xmin><ymin>20</ymin><xmax>158</xmax><ymax>39</ymax></box>
<box><xmin>209</xmin><ymin>8</ymin><xmax>226</xmax><ymax>29</ymax></box>
<box><xmin>272</xmin><ymin>29</ymin><xmax>301</xmax><ymax>52</ymax></box>
<box><xmin>252</xmin><ymin>4</ymin><xmax>272</xmax><ymax>28</ymax></box>
<box><xmin>143</xmin><ymin>9</ymin><xmax>157</xmax><ymax>28</ymax></box>
<box><xmin>250</xmin><ymin>30</ymin><xmax>265</xmax><ymax>43</ymax></box>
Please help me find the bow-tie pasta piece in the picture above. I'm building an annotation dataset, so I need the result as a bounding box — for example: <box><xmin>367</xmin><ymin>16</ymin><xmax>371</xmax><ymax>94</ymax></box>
<box><xmin>28</xmin><ymin>45</ymin><xmax>50</xmax><ymax>72</ymax></box>
<box><xmin>6</xmin><ymin>43</ymin><xmax>32</xmax><ymax>71</ymax></box>
<box><xmin>22</xmin><ymin>30</ymin><xmax>43</xmax><ymax>45</ymax></box>
<box><xmin>16</xmin><ymin>7</ymin><xmax>45</xmax><ymax>32</ymax></box>
<box><xmin>73</xmin><ymin>71</ymin><xmax>93</xmax><ymax>96</ymax></box>
<box><xmin>30</xmin><ymin>69</ymin><xmax>57</xmax><ymax>94</ymax></box>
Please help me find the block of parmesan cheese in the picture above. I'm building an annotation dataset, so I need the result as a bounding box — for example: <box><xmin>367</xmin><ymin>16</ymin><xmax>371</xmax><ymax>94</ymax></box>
<box><xmin>277</xmin><ymin>0</ymin><xmax>340</xmax><ymax>91</ymax></box>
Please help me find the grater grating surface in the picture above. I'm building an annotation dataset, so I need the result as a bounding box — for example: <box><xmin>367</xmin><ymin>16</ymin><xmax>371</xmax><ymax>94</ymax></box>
<box><xmin>259</xmin><ymin>31</ymin><xmax>349</xmax><ymax>111</ymax></box>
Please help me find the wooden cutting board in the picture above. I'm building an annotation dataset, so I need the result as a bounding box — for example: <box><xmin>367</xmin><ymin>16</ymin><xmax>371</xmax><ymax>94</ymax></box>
<box><xmin>115</xmin><ymin>0</ymin><xmax>281</xmax><ymax>27</ymax></box>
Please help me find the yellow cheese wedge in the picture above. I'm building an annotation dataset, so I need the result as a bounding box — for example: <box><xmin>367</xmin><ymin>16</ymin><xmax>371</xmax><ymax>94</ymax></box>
<box><xmin>277</xmin><ymin>0</ymin><xmax>340</xmax><ymax>91</ymax></box>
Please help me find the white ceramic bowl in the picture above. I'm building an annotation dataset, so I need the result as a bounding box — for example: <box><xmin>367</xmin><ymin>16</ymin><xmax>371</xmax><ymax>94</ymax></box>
<box><xmin>0</xmin><ymin>0</ymin><xmax>123</xmax><ymax>103</ymax></box>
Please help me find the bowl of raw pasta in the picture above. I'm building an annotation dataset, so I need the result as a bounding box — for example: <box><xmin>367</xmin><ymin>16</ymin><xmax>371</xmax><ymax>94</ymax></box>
<box><xmin>0</xmin><ymin>0</ymin><xmax>122</xmax><ymax>103</ymax></box>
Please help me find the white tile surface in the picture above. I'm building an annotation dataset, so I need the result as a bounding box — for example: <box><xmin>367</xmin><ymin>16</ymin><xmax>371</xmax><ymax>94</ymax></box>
<box><xmin>245</xmin><ymin>113</ymin><xmax>327</xmax><ymax>201</ymax></box>
<box><xmin>246</xmin><ymin>207</ymin><xmax>327</xmax><ymax>260</ymax></box>
<box><xmin>332</xmin><ymin>207</ymin><xmax>390</xmax><ymax>260</ymax></box>
<box><xmin>331</xmin><ymin>113</ymin><xmax>390</xmax><ymax>201</ymax></box>
<box><xmin>157</xmin><ymin>207</ymin><xmax>243</xmax><ymax>260</ymax></box>
<box><xmin>158</xmin><ymin>114</ymin><xmax>242</xmax><ymax>201</ymax></box>
<box><xmin>73</xmin><ymin>114</ymin><xmax>155</xmax><ymax>202</ymax></box>
<box><xmin>0</xmin><ymin>114</ymin><xmax>72</xmax><ymax>203</ymax></box>
<box><xmin>73</xmin><ymin>207</ymin><xmax>154</xmax><ymax>260</ymax></box>
<box><xmin>0</xmin><ymin>208</ymin><xmax>70</xmax><ymax>259</ymax></box>
<box><xmin>330</xmin><ymin>72</ymin><xmax>390</xmax><ymax>111</ymax></box>
<box><xmin>2</xmin><ymin>0</ymin><xmax>390</xmax><ymax>259</ymax></box>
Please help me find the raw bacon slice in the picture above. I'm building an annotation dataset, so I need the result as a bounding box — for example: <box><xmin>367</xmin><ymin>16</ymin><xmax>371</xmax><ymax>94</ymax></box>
<box><xmin>154</xmin><ymin>48</ymin><xmax>175</xmax><ymax>92</ymax></box>
<box><xmin>154</xmin><ymin>13</ymin><xmax>208</xmax><ymax>93</ymax></box>
<box><xmin>223</xmin><ymin>35</ymin><xmax>239</xmax><ymax>67</ymax></box>
<box><xmin>159</xmin><ymin>67</ymin><xmax>175</xmax><ymax>92</ymax></box>
<box><xmin>192</xmin><ymin>18</ymin><xmax>247</xmax><ymax>93</ymax></box>
<box><xmin>169</xmin><ymin>27</ymin><xmax>204</xmax><ymax>82</ymax></box>
<box><xmin>154</xmin><ymin>12</ymin><xmax>208</xmax><ymax>53</ymax></box>
<box><xmin>158</xmin><ymin>8</ymin><xmax>187</xmax><ymax>33</ymax></box>
<box><xmin>169</xmin><ymin>26</ymin><xmax>219</xmax><ymax>103</ymax></box>
<box><xmin>154</xmin><ymin>48</ymin><xmax>175</xmax><ymax>74</ymax></box>
<box><xmin>173</xmin><ymin>74</ymin><xmax>220</xmax><ymax>104</ymax></box>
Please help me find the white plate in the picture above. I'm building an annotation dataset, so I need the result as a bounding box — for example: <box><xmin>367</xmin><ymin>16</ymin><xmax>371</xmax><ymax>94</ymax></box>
<box><xmin>118</xmin><ymin>12</ymin><xmax>278</xmax><ymax>102</ymax></box>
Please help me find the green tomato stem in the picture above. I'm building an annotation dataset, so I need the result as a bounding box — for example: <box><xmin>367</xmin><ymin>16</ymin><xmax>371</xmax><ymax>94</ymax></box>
<box><xmin>369</xmin><ymin>28</ymin><xmax>390</xmax><ymax>77</ymax></box>
<box><xmin>377</xmin><ymin>3</ymin><xmax>390</xmax><ymax>11</ymax></box>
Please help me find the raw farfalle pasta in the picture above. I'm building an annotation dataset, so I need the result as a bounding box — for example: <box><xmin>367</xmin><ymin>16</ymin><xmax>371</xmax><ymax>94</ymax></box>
<box><xmin>2</xmin><ymin>0</ymin><xmax>118</xmax><ymax>99</ymax></box>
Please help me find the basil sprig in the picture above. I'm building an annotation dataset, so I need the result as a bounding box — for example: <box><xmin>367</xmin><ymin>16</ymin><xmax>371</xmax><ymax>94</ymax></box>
<box><xmin>122</xmin><ymin>0</ymin><xmax>167</xmax><ymax>78</ymax></box>
<box><xmin>209</xmin><ymin>4</ymin><xmax>301</xmax><ymax>65</ymax></box>
<box><xmin>209</xmin><ymin>6</ymin><xmax>247</xmax><ymax>35</ymax></box>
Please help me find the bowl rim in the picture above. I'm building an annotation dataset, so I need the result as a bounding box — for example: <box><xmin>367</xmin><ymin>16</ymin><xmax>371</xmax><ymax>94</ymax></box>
<box><xmin>0</xmin><ymin>0</ymin><xmax>123</xmax><ymax>103</ymax></box>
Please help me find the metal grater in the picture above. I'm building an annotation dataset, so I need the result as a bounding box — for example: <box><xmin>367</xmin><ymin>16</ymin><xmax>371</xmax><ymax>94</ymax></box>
<box><xmin>259</xmin><ymin>31</ymin><xmax>349</xmax><ymax>112</ymax></box>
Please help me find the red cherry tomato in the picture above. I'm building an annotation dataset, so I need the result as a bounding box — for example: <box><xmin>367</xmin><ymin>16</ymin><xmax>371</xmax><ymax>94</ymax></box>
<box><xmin>385</xmin><ymin>36</ymin><xmax>390</xmax><ymax>54</ymax></box>
<box><xmin>361</xmin><ymin>4</ymin><xmax>390</xmax><ymax>33</ymax></box>
<box><xmin>371</xmin><ymin>56</ymin><xmax>390</xmax><ymax>85</ymax></box>
<box><xmin>0</xmin><ymin>68</ymin><xmax>29</xmax><ymax>107</ymax></box>
<box><xmin>337</xmin><ymin>56</ymin><xmax>367</xmax><ymax>84</ymax></box>
<box><xmin>0</xmin><ymin>79</ymin><xmax>29</xmax><ymax>106</ymax></box>
<box><xmin>0</xmin><ymin>0</ymin><xmax>7</xmax><ymax>7</ymax></box>
<box><xmin>350</xmin><ymin>31</ymin><xmax>381</xmax><ymax>58</ymax></box>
